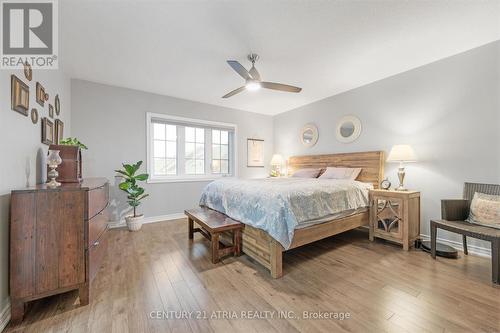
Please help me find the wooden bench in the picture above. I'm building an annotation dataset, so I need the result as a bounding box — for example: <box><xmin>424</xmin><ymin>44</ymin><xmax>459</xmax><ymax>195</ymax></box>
<box><xmin>184</xmin><ymin>208</ymin><xmax>244</xmax><ymax>264</ymax></box>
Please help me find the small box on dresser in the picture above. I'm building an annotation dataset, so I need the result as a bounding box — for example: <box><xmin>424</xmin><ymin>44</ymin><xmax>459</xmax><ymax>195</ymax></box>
<box><xmin>9</xmin><ymin>178</ymin><xmax>109</xmax><ymax>323</ymax></box>
<box><xmin>369</xmin><ymin>189</ymin><xmax>421</xmax><ymax>250</ymax></box>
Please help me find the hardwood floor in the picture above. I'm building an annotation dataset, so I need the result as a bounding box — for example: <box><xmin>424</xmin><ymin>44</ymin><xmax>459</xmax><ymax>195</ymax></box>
<box><xmin>6</xmin><ymin>219</ymin><xmax>500</xmax><ymax>333</ymax></box>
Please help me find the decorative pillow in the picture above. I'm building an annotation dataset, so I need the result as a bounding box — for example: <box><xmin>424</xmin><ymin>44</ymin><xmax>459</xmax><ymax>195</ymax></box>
<box><xmin>291</xmin><ymin>168</ymin><xmax>322</xmax><ymax>178</ymax></box>
<box><xmin>467</xmin><ymin>192</ymin><xmax>500</xmax><ymax>229</ymax></box>
<box><xmin>319</xmin><ymin>167</ymin><xmax>362</xmax><ymax>180</ymax></box>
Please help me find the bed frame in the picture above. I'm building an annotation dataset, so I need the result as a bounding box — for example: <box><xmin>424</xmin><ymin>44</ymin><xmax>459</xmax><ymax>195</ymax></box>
<box><xmin>241</xmin><ymin>151</ymin><xmax>385</xmax><ymax>278</ymax></box>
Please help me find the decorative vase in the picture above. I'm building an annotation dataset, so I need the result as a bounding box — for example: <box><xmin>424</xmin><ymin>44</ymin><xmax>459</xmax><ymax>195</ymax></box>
<box><xmin>125</xmin><ymin>214</ymin><xmax>144</xmax><ymax>231</ymax></box>
<box><xmin>46</xmin><ymin>150</ymin><xmax>62</xmax><ymax>187</ymax></box>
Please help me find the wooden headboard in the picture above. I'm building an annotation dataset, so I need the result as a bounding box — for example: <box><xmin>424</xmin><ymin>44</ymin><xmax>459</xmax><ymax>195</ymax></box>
<box><xmin>288</xmin><ymin>151</ymin><xmax>385</xmax><ymax>188</ymax></box>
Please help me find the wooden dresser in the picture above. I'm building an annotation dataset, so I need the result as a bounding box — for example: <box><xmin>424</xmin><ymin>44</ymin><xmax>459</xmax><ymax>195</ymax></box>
<box><xmin>10</xmin><ymin>178</ymin><xmax>109</xmax><ymax>322</ymax></box>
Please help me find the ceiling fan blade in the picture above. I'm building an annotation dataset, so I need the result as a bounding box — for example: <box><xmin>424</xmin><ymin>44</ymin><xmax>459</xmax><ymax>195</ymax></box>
<box><xmin>261</xmin><ymin>82</ymin><xmax>302</xmax><ymax>93</ymax></box>
<box><xmin>222</xmin><ymin>86</ymin><xmax>246</xmax><ymax>98</ymax></box>
<box><xmin>249</xmin><ymin>65</ymin><xmax>261</xmax><ymax>81</ymax></box>
<box><xmin>227</xmin><ymin>60</ymin><xmax>251</xmax><ymax>80</ymax></box>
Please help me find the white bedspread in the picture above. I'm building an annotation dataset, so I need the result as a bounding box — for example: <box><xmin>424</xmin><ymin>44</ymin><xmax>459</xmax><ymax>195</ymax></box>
<box><xmin>199</xmin><ymin>177</ymin><xmax>372</xmax><ymax>249</ymax></box>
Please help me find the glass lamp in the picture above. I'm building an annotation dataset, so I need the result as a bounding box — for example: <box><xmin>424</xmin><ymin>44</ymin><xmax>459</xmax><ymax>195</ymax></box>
<box><xmin>387</xmin><ymin>145</ymin><xmax>416</xmax><ymax>191</ymax></box>
<box><xmin>47</xmin><ymin>150</ymin><xmax>62</xmax><ymax>187</ymax></box>
<box><xmin>270</xmin><ymin>154</ymin><xmax>284</xmax><ymax>177</ymax></box>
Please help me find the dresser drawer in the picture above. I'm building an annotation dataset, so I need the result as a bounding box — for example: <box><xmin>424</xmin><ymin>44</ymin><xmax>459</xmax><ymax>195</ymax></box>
<box><xmin>89</xmin><ymin>230</ymin><xmax>108</xmax><ymax>283</ymax></box>
<box><xmin>88</xmin><ymin>183</ymin><xmax>108</xmax><ymax>219</ymax></box>
<box><xmin>89</xmin><ymin>208</ymin><xmax>109</xmax><ymax>247</ymax></box>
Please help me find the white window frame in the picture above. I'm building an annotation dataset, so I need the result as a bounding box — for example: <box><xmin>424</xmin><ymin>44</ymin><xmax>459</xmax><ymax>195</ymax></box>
<box><xmin>146</xmin><ymin>112</ymin><xmax>238</xmax><ymax>183</ymax></box>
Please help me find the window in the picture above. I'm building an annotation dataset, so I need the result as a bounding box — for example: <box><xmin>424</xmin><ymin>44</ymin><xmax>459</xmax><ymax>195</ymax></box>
<box><xmin>147</xmin><ymin>113</ymin><xmax>236</xmax><ymax>182</ymax></box>
<box><xmin>152</xmin><ymin>123</ymin><xmax>177</xmax><ymax>175</ymax></box>
<box><xmin>212</xmin><ymin>129</ymin><xmax>229</xmax><ymax>174</ymax></box>
<box><xmin>185</xmin><ymin>127</ymin><xmax>205</xmax><ymax>175</ymax></box>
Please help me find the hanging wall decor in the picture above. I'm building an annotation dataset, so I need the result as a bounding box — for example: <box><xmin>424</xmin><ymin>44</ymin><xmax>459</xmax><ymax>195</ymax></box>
<box><xmin>31</xmin><ymin>108</ymin><xmax>39</xmax><ymax>124</ymax></box>
<box><xmin>55</xmin><ymin>94</ymin><xmax>60</xmax><ymax>115</ymax></box>
<box><xmin>36</xmin><ymin>82</ymin><xmax>46</xmax><ymax>106</ymax></box>
<box><xmin>247</xmin><ymin>138</ymin><xmax>264</xmax><ymax>167</ymax></box>
<box><xmin>49</xmin><ymin>104</ymin><xmax>54</xmax><ymax>118</ymax></box>
<box><xmin>24</xmin><ymin>61</ymin><xmax>32</xmax><ymax>81</ymax></box>
<box><xmin>55</xmin><ymin>119</ymin><xmax>64</xmax><ymax>144</ymax></box>
<box><xmin>41</xmin><ymin>117</ymin><xmax>54</xmax><ymax>145</ymax></box>
<box><xmin>11</xmin><ymin>75</ymin><xmax>29</xmax><ymax>116</ymax></box>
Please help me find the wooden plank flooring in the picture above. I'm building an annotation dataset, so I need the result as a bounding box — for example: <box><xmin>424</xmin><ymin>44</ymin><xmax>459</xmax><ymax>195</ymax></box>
<box><xmin>6</xmin><ymin>219</ymin><xmax>500</xmax><ymax>333</ymax></box>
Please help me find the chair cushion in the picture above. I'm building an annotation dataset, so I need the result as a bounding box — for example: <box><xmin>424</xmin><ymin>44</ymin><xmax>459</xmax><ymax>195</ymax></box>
<box><xmin>467</xmin><ymin>192</ymin><xmax>500</xmax><ymax>229</ymax></box>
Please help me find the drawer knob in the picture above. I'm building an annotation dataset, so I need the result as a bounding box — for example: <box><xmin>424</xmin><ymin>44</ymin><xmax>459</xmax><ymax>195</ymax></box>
<box><xmin>93</xmin><ymin>241</ymin><xmax>100</xmax><ymax>247</ymax></box>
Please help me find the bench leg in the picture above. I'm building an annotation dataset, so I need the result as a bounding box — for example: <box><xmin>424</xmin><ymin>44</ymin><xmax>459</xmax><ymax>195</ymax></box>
<box><xmin>188</xmin><ymin>217</ymin><xmax>194</xmax><ymax>240</ymax></box>
<box><xmin>211</xmin><ymin>233</ymin><xmax>220</xmax><ymax>264</ymax></box>
<box><xmin>233</xmin><ymin>229</ymin><xmax>242</xmax><ymax>256</ymax></box>
<box><xmin>430</xmin><ymin>221</ymin><xmax>437</xmax><ymax>259</ymax></box>
<box><xmin>462</xmin><ymin>235</ymin><xmax>468</xmax><ymax>255</ymax></box>
<box><xmin>492</xmin><ymin>239</ymin><xmax>499</xmax><ymax>284</ymax></box>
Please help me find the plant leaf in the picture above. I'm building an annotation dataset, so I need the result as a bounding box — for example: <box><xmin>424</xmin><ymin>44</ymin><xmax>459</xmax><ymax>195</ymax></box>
<box><xmin>123</xmin><ymin>164</ymin><xmax>135</xmax><ymax>176</ymax></box>
<box><xmin>137</xmin><ymin>194</ymin><xmax>149</xmax><ymax>201</ymax></box>
<box><xmin>134</xmin><ymin>173</ymin><xmax>148</xmax><ymax>181</ymax></box>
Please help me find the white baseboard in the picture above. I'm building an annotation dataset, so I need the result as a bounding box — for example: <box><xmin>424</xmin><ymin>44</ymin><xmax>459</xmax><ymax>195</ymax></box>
<box><xmin>0</xmin><ymin>299</ymin><xmax>10</xmax><ymax>333</ymax></box>
<box><xmin>420</xmin><ymin>234</ymin><xmax>491</xmax><ymax>258</ymax></box>
<box><xmin>108</xmin><ymin>213</ymin><xmax>186</xmax><ymax>229</ymax></box>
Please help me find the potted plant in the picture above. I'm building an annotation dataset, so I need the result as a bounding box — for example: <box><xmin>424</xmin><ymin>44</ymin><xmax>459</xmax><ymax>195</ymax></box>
<box><xmin>60</xmin><ymin>137</ymin><xmax>88</xmax><ymax>150</ymax></box>
<box><xmin>115</xmin><ymin>161</ymin><xmax>149</xmax><ymax>231</ymax></box>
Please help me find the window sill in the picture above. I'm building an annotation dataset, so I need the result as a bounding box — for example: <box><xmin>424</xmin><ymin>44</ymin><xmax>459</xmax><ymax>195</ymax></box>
<box><xmin>147</xmin><ymin>176</ymin><xmax>234</xmax><ymax>184</ymax></box>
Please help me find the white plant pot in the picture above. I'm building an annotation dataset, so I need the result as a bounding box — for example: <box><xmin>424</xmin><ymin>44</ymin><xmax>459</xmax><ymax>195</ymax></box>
<box><xmin>125</xmin><ymin>214</ymin><xmax>144</xmax><ymax>231</ymax></box>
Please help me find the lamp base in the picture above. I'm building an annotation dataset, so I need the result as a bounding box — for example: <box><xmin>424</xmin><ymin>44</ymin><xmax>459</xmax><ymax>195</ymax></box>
<box><xmin>396</xmin><ymin>165</ymin><xmax>406</xmax><ymax>191</ymax></box>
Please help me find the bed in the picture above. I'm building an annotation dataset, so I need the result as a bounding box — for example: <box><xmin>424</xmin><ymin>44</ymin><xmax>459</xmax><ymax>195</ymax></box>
<box><xmin>200</xmin><ymin>151</ymin><xmax>385</xmax><ymax>278</ymax></box>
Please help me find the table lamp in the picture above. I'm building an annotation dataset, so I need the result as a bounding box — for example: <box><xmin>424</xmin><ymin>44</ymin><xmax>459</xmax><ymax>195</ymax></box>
<box><xmin>270</xmin><ymin>154</ymin><xmax>284</xmax><ymax>177</ymax></box>
<box><xmin>387</xmin><ymin>145</ymin><xmax>416</xmax><ymax>191</ymax></box>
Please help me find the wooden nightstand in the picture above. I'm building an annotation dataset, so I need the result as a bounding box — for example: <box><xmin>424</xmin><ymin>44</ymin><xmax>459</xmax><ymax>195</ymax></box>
<box><xmin>369</xmin><ymin>189</ymin><xmax>421</xmax><ymax>250</ymax></box>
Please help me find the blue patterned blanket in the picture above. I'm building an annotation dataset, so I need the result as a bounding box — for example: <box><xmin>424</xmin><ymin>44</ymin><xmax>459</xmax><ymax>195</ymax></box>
<box><xmin>199</xmin><ymin>178</ymin><xmax>372</xmax><ymax>249</ymax></box>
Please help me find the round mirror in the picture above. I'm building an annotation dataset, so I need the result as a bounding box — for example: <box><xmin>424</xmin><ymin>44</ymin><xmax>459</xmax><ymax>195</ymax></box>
<box><xmin>300</xmin><ymin>124</ymin><xmax>319</xmax><ymax>147</ymax></box>
<box><xmin>335</xmin><ymin>116</ymin><xmax>361</xmax><ymax>143</ymax></box>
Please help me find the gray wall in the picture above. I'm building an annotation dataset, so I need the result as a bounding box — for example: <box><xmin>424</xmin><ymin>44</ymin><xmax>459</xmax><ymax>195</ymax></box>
<box><xmin>71</xmin><ymin>80</ymin><xmax>273</xmax><ymax>221</ymax></box>
<box><xmin>0</xmin><ymin>69</ymin><xmax>71</xmax><ymax>312</ymax></box>
<box><xmin>274</xmin><ymin>41</ymin><xmax>500</xmax><ymax>251</ymax></box>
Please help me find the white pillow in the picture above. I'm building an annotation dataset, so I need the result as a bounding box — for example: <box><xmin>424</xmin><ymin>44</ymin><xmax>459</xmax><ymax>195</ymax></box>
<box><xmin>319</xmin><ymin>167</ymin><xmax>362</xmax><ymax>180</ymax></box>
<box><xmin>467</xmin><ymin>192</ymin><xmax>500</xmax><ymax>229</ymax></box>
<box><xmin>291</xmin><ymin>168</ymin><xmax>321</xmax><ymax>178</ymax></box>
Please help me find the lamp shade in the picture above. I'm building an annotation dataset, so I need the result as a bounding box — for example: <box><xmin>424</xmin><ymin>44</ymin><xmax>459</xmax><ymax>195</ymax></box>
<box><xmin>270</xmin><ymin>154</ymin><xmax>284</xmax><ymax>166</ymax></box>
<box><xmin>387</xmin><ymin>145</ymin><xmax>417</xmax><ymax>162</ymax></box>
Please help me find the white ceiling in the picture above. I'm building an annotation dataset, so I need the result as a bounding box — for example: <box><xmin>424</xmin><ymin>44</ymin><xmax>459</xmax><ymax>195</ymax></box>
<box><xmin>60</xmin><ymin>0</ymin><xmax>500</xmax><ymax>115</ymax></box>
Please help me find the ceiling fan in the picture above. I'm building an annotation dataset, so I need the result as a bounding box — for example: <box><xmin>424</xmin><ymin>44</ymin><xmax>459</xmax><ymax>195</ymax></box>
<box><xmin>222</xmin><ymin>53</ymin><xmax>302</xmax><ymax>98</ymax></box>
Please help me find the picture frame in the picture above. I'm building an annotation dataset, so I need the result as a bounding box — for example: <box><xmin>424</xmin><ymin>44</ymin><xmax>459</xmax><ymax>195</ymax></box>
<box><xmin>49</xmin><ymin>104</ymin><xmax>54</xmax><ymax>118</ymax></box>
<box><xmin>247</xmin><ymin>138</ymin><xmax>264</xmax><ymax>167</ymax></box>
<box><xmin>55</xmin><ymin>119</ymin><xmax>64</xmax><ymax>144</ymax></box>
<box><xmin>11</xmin><ymin>75</ymin><xmax>29</xmax><ymax>116</ymax></box>
<box><xmin>24</xmin><ymin>61</ymin><xmax>32</xmax><ymax>81</ymax></box>
<box><xmin>55</xmin><ymin>94</ymin><xmax>61</xmax><ymax>115</ymax></box>
<box><xmin>41</xmin><ymin>117</ymin><xmax>54</xmax><ymax>145</ymax></box>
<box><xmin>36</xmin><ymin>82</ymin><xmax>46</xmax><ymax>106</ymax></box>
<box><xmin>31</xmin><ymin>108</ymin><xmax>39</xmax><ymax>124</ymax></box>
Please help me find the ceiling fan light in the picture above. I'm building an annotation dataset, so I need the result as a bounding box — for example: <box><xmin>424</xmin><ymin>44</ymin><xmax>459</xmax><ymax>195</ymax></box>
<box><xmin>246</xmin><ymin>81</ymin><xmax>261</xmax><ymax>91</ymax></box>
